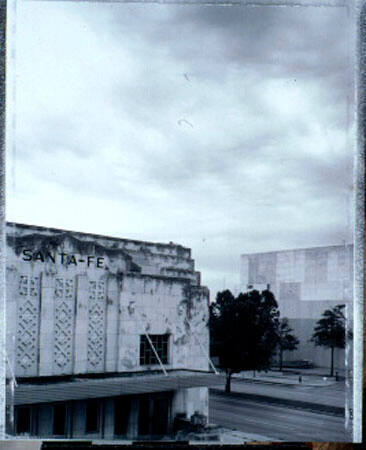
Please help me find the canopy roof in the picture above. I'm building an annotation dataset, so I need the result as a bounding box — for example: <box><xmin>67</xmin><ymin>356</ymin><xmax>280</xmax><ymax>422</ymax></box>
<box><xmin>7</xmin><ymin>370</ymin><xmax>225</xmax><ymax>405</ymax></box>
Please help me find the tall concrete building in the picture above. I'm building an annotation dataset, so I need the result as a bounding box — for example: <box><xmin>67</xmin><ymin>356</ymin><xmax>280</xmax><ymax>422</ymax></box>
<box><xmin>240</xmin><ymin>244</ymin><xmax>353</xmax><ymax>369</ymax></box>
<box><xmin>5</xmin><ymin>223</ymin><xmax>221</xmax><ymax>439</ymax></box>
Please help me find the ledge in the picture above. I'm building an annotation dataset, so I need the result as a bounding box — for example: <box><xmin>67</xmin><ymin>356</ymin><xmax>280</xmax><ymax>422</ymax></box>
<box><xmin>7</xmin><ymin>370</ymin><xmax>225</xmax><ymax>405</ymax></box>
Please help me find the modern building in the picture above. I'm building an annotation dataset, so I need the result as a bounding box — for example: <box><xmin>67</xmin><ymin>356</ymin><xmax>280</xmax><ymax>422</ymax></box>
<box><xmin>5</xmin><ymin>222</ymin><xmax>221</xmax><ymax>439</ymax></box>
<box><xmin>240</xmin><ymin>244</ymin><xmax>354</xmax><ymax>369</ymax></box>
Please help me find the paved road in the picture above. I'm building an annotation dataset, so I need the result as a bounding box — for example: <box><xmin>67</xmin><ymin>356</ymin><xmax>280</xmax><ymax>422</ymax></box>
<box><xmin>215</xmin><ymin>379</ymin><xmax>346</xmax><ymax>408</ymax></box>
<box><xmin>209</xmin><ymin>391</ymin><xmax>350</xmax><ymax>442</ymax></box>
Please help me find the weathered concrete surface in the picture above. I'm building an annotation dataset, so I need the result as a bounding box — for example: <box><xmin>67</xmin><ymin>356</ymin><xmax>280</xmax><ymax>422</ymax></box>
<box><xmin>5</xmin><ymin>223</ymin><xmax>212</xmax><ymax>439</ymax></box>
<box><xmin>5</xmin><ymin>223</ymin><xmax>209</xmax><ymax>378</ymax></box>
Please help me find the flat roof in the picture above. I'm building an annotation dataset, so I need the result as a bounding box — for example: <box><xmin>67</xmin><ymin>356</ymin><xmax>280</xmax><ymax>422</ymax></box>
<box><xmin>6</xmin><ymin>222</ymin><xmax>190</xmax><ymax>254</ymax></box>
<box><xmin>7</xmin><ymin>370</ymin><xmax>225</xmax><ymax>405</ymax></box>
<box><xmin>240</xmin><ymin>242</ymin><xmax>354</xmax><ymax>258</ymax></box>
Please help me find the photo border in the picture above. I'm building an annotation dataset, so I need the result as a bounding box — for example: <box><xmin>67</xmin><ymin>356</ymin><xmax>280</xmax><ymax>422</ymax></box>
<box><xmin>0</xmin><ymin>0</ymin><xmax>363</xmax><ymax>444</ymax></box>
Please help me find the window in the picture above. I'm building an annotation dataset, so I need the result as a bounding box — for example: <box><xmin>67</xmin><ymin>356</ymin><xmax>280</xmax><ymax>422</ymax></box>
<box><xmin>114</xmin><ymin>397</ymin><xmax>131</xmax><ymax>436</ymax></box>
<box><xmin>140</xmin><ymin>334</ymin><xmax>169</xmax><ymax>365</ymax></box>
<box><xmin>138</xmin><ymin>397</ymin><xmax>150</xmax><ymax>436</ymax></box>
<box><xmin>16</xmin><ymin>407</ymin><xmax>31</xmax><ymax>434</ymax></box>
<box><xmin>53</xmin><ymin>404</ymin><xmax>67</xmax><ymax>435</ymax></box>
<box><xmin>86</xmin><ymin>401</ymin><xmax>100</xmax><ymax>433</ymax></box>
<box><xmin>138</xmin><ymin>394</ymin><xmax>172</xmax><ymax>437</ymax></box>
<box><xmin>151</xmin><ymin>398</ymin><xmax>170</xmax><ymax>435</ymax></box>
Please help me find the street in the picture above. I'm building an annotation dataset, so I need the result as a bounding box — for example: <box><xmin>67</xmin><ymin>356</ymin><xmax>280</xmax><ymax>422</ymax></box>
<box><xmin>209</xmin><ymin>391</ymin><xmax>349</xmax><ymax>442</ymax></box>
<box><xmin>209</xmin><ymin>379</ymin><xmax>350</xmax><ymax>442</ymax></box>
<box><xmin>220</xmin><ymin>377</ymin><xmax>346</xmax><ymax>408</ymax></box>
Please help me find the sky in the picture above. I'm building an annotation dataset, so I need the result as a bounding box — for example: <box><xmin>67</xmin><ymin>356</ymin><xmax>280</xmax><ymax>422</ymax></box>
<box><xmin>7</xmin><ymin>2</ymin><xmax>354</xmax><ymax>297</ymax></box>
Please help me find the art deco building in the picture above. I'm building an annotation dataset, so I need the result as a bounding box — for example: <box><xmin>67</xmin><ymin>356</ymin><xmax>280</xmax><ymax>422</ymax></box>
<box><xmin>5</xmin><ymin>222</ymin><xmax>220</xmax><ymax>439</ymax></box>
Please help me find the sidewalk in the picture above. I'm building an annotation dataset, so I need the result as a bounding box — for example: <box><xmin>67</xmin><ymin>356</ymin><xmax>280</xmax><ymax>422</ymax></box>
<box><xmin>211</xmin><ymin>372</ymin><xmax>345</xmax><ymax>410</ymax></box>
<box><xmin>189</xmin><ymin>427</ymin><xmax>279</xmax><ymax>444</ymax></box>
<box><xmin>219</xmin><ymin>429</ymin><xmax>280</xmax><ymax>444</ymax></box>
<box><xmin>233</xmin><ymin>369</ymin><xmax>340</xmax><ymax>387</ymax></box>
<box><xmin>175</xmin><ymin>424</ymin><xmax>278</xmax><ymax>444</ymax></box>
<box><xmin>281</xmin><ymin>367</ymin><xmax>346</xmax><ymax>378</ymax></box>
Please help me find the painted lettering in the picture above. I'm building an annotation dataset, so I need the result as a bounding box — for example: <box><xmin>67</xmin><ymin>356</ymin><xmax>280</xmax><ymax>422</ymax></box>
<box><xmin>97</xmin><ymin>257</ymin><xmax>104</xmax><ymax>268</ymax></box>
<box><xmin>46</xmin><ymin>252</ymin><xmax>56</xmax><ymax>263</ymax></box>
<box><xmin>59</xmin><ymin>252</ymin><xmax>68</xmax><ymax>264</ymax></box>
<box><xmin>33</xmin><ymin>251</ymin><xmax>44</xmax><ymax>262</ymax></box>
<box><xmin>22</xmin><ymin>249</ymin><xmax>32</xmax><ymax>261</ymax></box>
<box><xmin>20</xmin><ymin>250</ymin><xmax>104</xmax><ymax>268</ymax></box>
<box><xmin>68</xmin><ymin>255</ymin><xmax>77</xmax><ymax>266</ymax></box>
<box><xmin>87</xmin><ymin>256</ymin><xmax>95</xmax><ymax>267</ymax></box>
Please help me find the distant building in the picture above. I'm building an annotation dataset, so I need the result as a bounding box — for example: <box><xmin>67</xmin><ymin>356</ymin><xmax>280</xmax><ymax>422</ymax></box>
<box><xmin>240</xmin><ymin>244</ymin><xmax>353</xmax><ymax>369</ymax></box>
<box><xmin>5</xmin><ymin>222</ymin><xmax>220</xmax><ymax>439</ymax></box>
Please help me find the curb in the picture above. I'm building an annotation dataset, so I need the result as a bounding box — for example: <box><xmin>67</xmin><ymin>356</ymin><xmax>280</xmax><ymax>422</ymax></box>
<box><xmin>232</xmin><ymin>377</ymin><xmax>336</xmax><ymax>387</ymax></box>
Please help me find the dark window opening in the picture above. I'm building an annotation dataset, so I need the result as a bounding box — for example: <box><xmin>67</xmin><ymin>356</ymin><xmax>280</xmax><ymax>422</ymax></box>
<box><xmin>138</xmin><ymin>398</ymin><xmax>150</xmax><ymax>436</ymax></box>
<box><xmin>152</xmin><ymin>398</ymin><xmax>170</xmax><ymax>435</ymax></box>
<box><xmin>138</xmin><ymin>394</ymin><xmax>172</xmax><ymax>437</ymax></box>
<box><xmin>53</xmin><ymin>404</ymin><xmax>66</xmax><ymax>435</ymax></box>
<box><xmin>114</xmin><ymin>397</ymin><xmax>131</xmax><ymax>436</ymax></box>
<box><xmin>86</xmin><ymin>401</ymin><xmax>100</xmax><ymax>433</ymax></box>
<box><xmin>140</xmin><ymin>334</ymin><xmax>169</xmax><ymax>365</ymax></box>
<box><xmin>16</xmin><ymin>407</ymin><xmax>31</xmax><ymax>434</ymax></box>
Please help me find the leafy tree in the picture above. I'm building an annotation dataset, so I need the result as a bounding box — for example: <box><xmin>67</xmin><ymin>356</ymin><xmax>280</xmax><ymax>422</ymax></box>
<box><xmin>210</xmin><ymin>289</ymin><xmax>280</xmax><ymax>393</ymax></box>
<box><xmin>310</xmin><ymin>304</ymin><xmax>350</xmax><ymax>377</ymax></box>
<box><xmin>276</xmin><ymin>318</ymin><xmax>299</xmax><ymax>371</ymax></box>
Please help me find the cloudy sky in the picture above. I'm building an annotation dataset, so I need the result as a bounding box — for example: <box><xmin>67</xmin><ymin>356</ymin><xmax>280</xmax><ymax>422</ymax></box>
<box><xmin>7</xmin><ymin>2</ymin><xmax>354</xmax><ymax>296</ymax></box>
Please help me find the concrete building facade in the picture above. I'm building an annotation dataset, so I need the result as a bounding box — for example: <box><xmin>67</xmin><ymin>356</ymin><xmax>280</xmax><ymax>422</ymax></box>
<box><xmin>240</xmin><ymin>244</ymin><xmax>354</xmax><ymax>370</ymax></box>
<box><xmin>5</xmin><ymin>223</ymin><xmax>220</xmax><ymax>439</ymax></box>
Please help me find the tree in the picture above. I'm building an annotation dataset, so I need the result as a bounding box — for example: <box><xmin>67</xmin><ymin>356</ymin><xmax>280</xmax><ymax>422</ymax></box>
<box><xmin>310</xmin><ymin>304</ymin><xmax>350</xmax><ymax>377</ymax></box>
<box><xmin>210</xmin><ymin>289</ymin><xmax>280</xmax><ymax>393</ymax></box>
<box><xmin>276</xmin><ymin>318</ymin><xmax>299</xmax><ymax>371</ymax></box>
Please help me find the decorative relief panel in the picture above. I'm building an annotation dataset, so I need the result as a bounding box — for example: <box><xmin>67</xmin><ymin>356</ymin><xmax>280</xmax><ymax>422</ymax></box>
<box><xmin>18</xmin><ymin>275</ymin><xmax>29</xmax><ymax>296</ymax></box>
<box><xmin>87</xmin><ymin>279</ymin><xmax>106</xmax><ymax>372</ymax></box>
<box><xmin>53</xmin><ymin>277</ymin><xmax>75</xmax><ymax>373</ymax></box>
<box><xmin>16</xmin><ymin>275</ymin><xmax>40</xmax><ymax>375</ymax></box>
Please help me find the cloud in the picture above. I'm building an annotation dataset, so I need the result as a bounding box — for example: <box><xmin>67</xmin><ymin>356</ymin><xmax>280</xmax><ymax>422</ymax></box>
<box><xmin>7</xmin><ymin>2</ymin><xmax>354</xmax><ymax>297</ymax></box>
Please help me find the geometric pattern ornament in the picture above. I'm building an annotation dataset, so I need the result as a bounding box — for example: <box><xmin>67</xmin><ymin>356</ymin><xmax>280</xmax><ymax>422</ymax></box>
<box><xmin>53</xmin><ymin>278</ymin><xmax>75</xmax><ymax>373</ymax></box>
<box><xmin>87</xmin><ymin>279</ymin><xmax>106</xmax><ymax>372</ymax></box>
<box><xmin>16</xmin><ymin>275</ymin><xmax>40</xmax><ymax>375</ymax></box>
